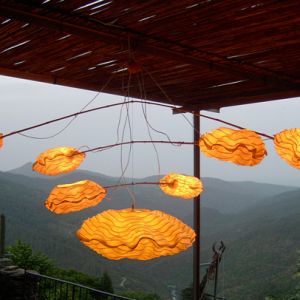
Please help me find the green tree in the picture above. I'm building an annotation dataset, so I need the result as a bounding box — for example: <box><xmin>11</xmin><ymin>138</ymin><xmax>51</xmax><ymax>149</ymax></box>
<box><xmin>7</xmin><ymin>240</ymin><xmax>54</xmax><ymax>274</ymax></box>
<box><xmin>99</xmin><ymin>270</ymin><xmax>114</xmax><ymax>293</ymax></box>
<box><xmin>181</xmin><ymin>284</ymin><xmax>211</xmax><ymax>300</ymax></box>
<box><xmin>181</xmin><ymin>283</ymin><xmax>192</xmax><ymax>300</ymax></box>
<box><xmin>121</xmin><ymin>290</ymin><xmax>161</xmax><ymax>300</ymax></box>
<box><xmin>55</xmin><ymin>268</ymin><xmax>102</xmax><ymax>290</ymax></box>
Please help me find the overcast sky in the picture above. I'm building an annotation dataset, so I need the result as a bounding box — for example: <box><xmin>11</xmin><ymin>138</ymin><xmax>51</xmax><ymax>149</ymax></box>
<box><xmin>1</xmin><ymin>75</ymin><xmax>300</xmax><ymax>186</ymax></box>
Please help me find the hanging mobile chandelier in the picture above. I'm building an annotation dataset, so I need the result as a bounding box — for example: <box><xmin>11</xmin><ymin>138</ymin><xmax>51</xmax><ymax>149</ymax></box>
<box><xmin>3</xmin><ymin>93</ymin><xmax>300</xmax><ymax>261</ymax></box>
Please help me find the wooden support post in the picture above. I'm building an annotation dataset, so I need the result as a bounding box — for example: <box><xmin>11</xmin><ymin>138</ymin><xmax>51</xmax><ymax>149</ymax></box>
<box><xmin>193</xmin><ymin>114</ymin><xmax>200</xmax><ymax>300</ymax></box>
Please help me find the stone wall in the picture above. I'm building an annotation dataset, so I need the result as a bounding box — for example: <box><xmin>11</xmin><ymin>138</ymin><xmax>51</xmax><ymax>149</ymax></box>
<box><xmin>0</xmin><ymin>257</ymin><xmax>39</xmax><ymax>300</ymax></box>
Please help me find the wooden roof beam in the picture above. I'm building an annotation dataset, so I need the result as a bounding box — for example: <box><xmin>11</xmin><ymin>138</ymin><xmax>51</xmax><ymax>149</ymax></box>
<box><xmin>1</xmin><ymin>66</ymin><xmax>300</xmax><ymax>112</ymax></box>
<box><xmin>0</xmin><ymin>66</ymin><xmax>126</xmax><ymax>97</ymax></box>
<box><xmin>1</xmin><ymin>3</ymin><xmax>300</xmax><ymax>93</ymax></box>
<box><xmin>180</xmin><ymin>90</ymin><xmax>300</xmax><ymax>111</ymax></box>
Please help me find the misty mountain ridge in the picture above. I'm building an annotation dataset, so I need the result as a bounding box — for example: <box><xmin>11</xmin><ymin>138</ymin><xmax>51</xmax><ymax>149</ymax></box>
<box><xmin>7</xmin><ymin>162</ymin><xmax>298</xmax><ymax>214</ymax></box>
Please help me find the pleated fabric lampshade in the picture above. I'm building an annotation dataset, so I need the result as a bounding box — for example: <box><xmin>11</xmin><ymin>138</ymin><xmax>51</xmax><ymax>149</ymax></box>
<box><xmin>274</xmin><ymin>128</ymin><xmax>300</xmax><ymax>169</ymax></box>
<box><xmin>76</xmin><ymin>208</ymin><xmax>195</xmax><ymax>260</ymax></box>
<box><xmin>45</xmin><ymin>180</ymin><xmax>106</xmax><ymax>214</ymax></box>
<box><xmin>199</xmin><ymin>127</ymin><xmax>266</xmax><ymax>166</ymax></box>
<box><xmin>33</xmin><ymin>146</ymin><xmax>85</xmax><ymax>175</ymax></box>
<box><xmin>159</xmin><ymin>173</ymin><xmax>203</xmax><ymax>199</ymax></box>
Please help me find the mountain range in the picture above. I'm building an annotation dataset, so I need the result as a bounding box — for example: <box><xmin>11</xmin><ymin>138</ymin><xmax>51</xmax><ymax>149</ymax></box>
<box><xmin>1</xmin><ymin>163</ymin><xmax>300</xmax><ymax>299</ymax></box>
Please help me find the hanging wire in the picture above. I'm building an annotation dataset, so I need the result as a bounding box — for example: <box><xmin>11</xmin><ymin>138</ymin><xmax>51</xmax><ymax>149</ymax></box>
<box><xmin>137</xmin><ymin>72</ymin><xmax>162</xmax><ymax>178</ymax></box>
<box><xmin>120</xmin><ymin>37</ymin><xmax>136</xmax><ymax>185</ymax></box>
<box><xmin>112</xmin><ymin>71</ymin><xmax>137</xmax><ymax>208</ymax></box>
<box><xmin>121</xmin><ymin>100</ymin><xmax>134</xmax><ymax>175</ymax></box>
<box><xmin>121</xmin><ymin>71</ymin><xmax>137</xmax><ymax>209</ymax></box>
<box><xmin>77</xmin><ymin>145</ymin><xmax>92</xmax><ymax>151</ymax></box>
<box><xmin>83</xmin><ymin>140</ymin><xmax>194</xmax><ymax>154</ymax></box>
<box><xmin>143</xmin><ymin>66</ymin><xmax>197</xmax><ymax>133</ymax></box>
<box><xmin>119</xmin><ymin>74</ymin><xmax>133</xmax><ymax>183</ymax></box>
<box><xmin>116</xmin><ymin>100</ymin><xmax>126</xmax><ymax>143</ymax></box>
<box><xmin>142</xmin><ymin>66</ymin><xmax>275</xmax><ymax>141</ymax></box>
<box><xmin>1</xmin><ymin>101</ymin><xmax>172</xmax><ymax>139</ymax></box>
<box><xmin>78</xmin><ymin>139</ymin><xmax>191</xmax><ymax>203</ymax></box>
<box><xmin>18</xmin><ymin>121</ymin><xmax>77</xmax><ymax>140</ymax></box>
<box><xmin>17</xmin><ymin>73</ymin><xmax>116</xmax><ymax>139</ymax></box>
<box><xmin>104</xmin><ymin>181</ymin><xmax>160</xmax><ymax>189</ymax></box>
<box><xmin>116</xmin><ymin>63</ymin><xmax>131</xmax><ymax>145</ymax></box>
<box><xmin>130</xmin><ymin>94</ymin><xmax>136</xmax><ymax>209</ymax></box>
<box><xmin>2</xmin><ymin>98</ymin><xmax>275</xmax><ymax>141</ymax></box>
<box><xmin>195</xmin><ymin>112</ymin><xmax>274</xmax><ymax>140</ymax></box>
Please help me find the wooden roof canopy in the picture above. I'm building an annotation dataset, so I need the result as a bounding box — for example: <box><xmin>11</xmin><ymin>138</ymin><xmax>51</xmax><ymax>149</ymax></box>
<box><xmin>1</xmin><ymin>0</ymin><xmax>300</xmax><ymax>110</ymax></box>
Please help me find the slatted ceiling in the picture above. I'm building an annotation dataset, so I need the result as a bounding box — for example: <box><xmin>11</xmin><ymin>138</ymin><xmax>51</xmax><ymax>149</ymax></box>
<box><xmin>138</xmin><ymin>63</ymin><xmax>243</xmax><ymax>93</ymax></box>
<box><xmin>0</xmin><ymin>18</ymin><xmax>120</xmax><ymax>75</ymax></box>
<box><xmin>137</xmin><ymin>2</ymin><xmax>298</xmax><ymax>52</ymax></box>
<box><xmin>0</xmin><ymin>1</ymin><xmax>300</xmax><ymax>109</ymax></box>
<box><xmin>256</xmin><ymin>53</ymin><xmax>300</xmax><ymax>77</ymax></box>
<box><xmin>91</xmin><ymin>1</ymin><xmax>235</xmax><ymax>38</ymax></box>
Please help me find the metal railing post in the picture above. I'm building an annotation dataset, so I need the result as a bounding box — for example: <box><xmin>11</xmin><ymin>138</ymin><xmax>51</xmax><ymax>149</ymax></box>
<box><xmin>0</xmin><ymin>214</ymin><xmax>5</xmax><ymax>257</ymax></box>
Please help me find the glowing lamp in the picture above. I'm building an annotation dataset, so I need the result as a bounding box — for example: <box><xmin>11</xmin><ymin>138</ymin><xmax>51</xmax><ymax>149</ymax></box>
<box><xmin>33</xmin><ymin>146</ymin><xmax>85</xmax><ymax>175</ymax></box>
<box><xmin>159</xmin><ymin>173</ymin><xmax>203</xmax><ymax>199</ymax></box>
<box><xmin>0</xmin><ymin>133</ymin><xmax>3</xmax><ymax>149</ymax></box>
<box><xmin>45</xmin><ymin>180</ymin><xmax>106</xmax><ymax>214</ymax></box>
<box><xmin>274</xmin><ymin>128</ymin><xmax>300</xmax><ymax>169</ymax></box>
<box><xmin>199</xmin><ymin>127</ymin><xmax>266</xmax><ymax>166</ymax></box>
<box><xmin>76</xmin><ymin>208</ymin><xmax>195</xmax><ymax>260</ymax></box>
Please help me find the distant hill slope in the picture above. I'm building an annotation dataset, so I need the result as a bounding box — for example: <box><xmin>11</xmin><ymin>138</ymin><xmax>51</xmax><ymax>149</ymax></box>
<box><xmin>1</xmin><ymin>167</ymin><xmax>300</xmax><ymax>299</ymax></box>
<box><xmin>8</xmin><ymin>163</ymin><xmax>297</xmax><ymax>214</ymax></box>
<box><xmin>215</xmin><ymin>189</ymin><xmax>300</xmax><ymax>299</ymax></box>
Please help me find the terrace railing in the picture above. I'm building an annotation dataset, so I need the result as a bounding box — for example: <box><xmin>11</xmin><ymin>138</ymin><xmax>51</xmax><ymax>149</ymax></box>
<box><xmin>24</xmin><ymin>270</ymin><xmax>135</xmax><ymax>300</ymax></box>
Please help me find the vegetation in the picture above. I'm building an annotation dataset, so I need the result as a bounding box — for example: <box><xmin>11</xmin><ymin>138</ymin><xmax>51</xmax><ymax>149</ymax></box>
<box><xmin>181</xmin><ymin>283</ymin><xmax>215</xmax><ymax>300</ymax></box>
<box><xmin>7</xmin><ymin>240</ymin><xmax>113</xmax><ymax>293</ymax></box>
<box><xmin>181</xmin><ymin>284</ymin><xmax>193</xmax><ymax>300</ymax></box>
<box><xmin>120</xmin><ymin>290</ymin><xmax>161</xmax><ymax>300</ymax></box>
<box><xmin>7</xmin><ymin>240</ymin><xmax>55</xmax><ymax>274</ymax></box>
<box><xmin>7</xmin><ymin>240</ymin><xmax>161</xmax><ymax>299</ymax></box>
<box><xmin>264</xmin><ymin>253</ymin><xmax>300</xmax><ymax>300</ymax></box>
<box><xmin>99</xmin><ymin>270</ymin><xmax>114</xmax><ymax>293</ymax></box>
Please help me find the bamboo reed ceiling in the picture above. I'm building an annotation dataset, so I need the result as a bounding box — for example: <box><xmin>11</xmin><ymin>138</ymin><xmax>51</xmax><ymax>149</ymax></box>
<box><xmin>0</xmin><ymin>0</ymin><xmax>300</xmax><ymax>109</ymax></box>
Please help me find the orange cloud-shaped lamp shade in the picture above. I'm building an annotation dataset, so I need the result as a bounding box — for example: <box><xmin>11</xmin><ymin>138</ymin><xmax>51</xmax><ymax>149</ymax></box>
<box><xmin>45</xmin><ymin>180</ymin><xmax>106</xmax><ymax>214</ymax></box>
<box><xmin>33</xmin><ymin>147</ymin><xmax>85</xmax><ymax>176</ymax></box>
<box><xmin>159</xmin><ymin>173</ymin><xmax>203</xmax><ymax>199</ymax></box>
<box><xmin>76</xmin><ymin>208</ymin><xmax>195</xmax><ymax>260</ymax></box>
<box><xmin>0</xmin><ymin>133</ymin><xmax>3</xmax><ymax>149</ymax></box>
<box><xmin>274</xmin><ymin>128</ymin><xmax>300</xmax><ymax>169</ymax></box>
<box><xmin>199</xmin><ymin>127</ymin><xmax>266</xmax><ymax>166</ymax></box>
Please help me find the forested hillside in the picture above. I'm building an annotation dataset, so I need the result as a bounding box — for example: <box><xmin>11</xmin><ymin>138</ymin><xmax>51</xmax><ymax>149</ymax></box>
<box><xmin>1</xmin><ymin>165</ymin><xmax>299</xmax><ymax>299</ymax></box>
